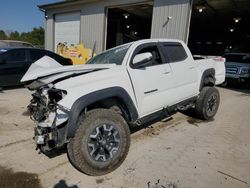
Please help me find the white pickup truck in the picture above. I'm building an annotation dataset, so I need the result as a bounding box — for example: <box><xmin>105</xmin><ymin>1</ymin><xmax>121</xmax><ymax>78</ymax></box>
<box><xmin>21</xmin><ymin>39</ymin><xmax>225</xmax><ymax>176</ymax></box>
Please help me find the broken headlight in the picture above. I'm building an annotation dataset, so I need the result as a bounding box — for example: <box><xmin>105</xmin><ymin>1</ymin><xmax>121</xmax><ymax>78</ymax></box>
<box><xmin>48</xmin><ymin>88</ymin><xmax>67</xmax><ymax>104</ymax></box>
<box><xmin>29</xmin><ymin>86</ymin><xmax>67</xmax><ymax>122</ymax></box>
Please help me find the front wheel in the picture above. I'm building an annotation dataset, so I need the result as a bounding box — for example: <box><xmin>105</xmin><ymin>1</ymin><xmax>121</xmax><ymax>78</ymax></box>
<box><xmin>195</xmin><ymin>87</ymin><xmax>220</xmax><ymax>120</ymax></box>
<box><xmin>67</xmin><ymin>109</ymin><xmax>130</xmax><ymax>176</ymax></box>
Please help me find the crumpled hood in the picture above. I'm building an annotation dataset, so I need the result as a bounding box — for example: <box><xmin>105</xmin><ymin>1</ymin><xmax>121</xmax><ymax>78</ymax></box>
<box><xmin>21</xmin><ymin>56</ymin><xmax>116</xmax><ymax>82</ymax></box>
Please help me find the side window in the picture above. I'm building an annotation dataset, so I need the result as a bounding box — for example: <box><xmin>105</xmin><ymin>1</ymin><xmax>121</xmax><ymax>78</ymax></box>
<box><xmin>30</xmin><ymin>50</ymin><xmax>46</xmax><ymax>61</ymax></box>
<box><xmin>5</xmin><ymin>50</ymin><xmax>26</xmax><ymax>63</ymax></box>
<box><xmin>162</xmin><ymin>43</ymin><xmax>187</xmax><ymax>63</ymax></box>
<box><xmin>132</xmin><ymin>45</ymin><xmax>163</xmax><ymax>68</ymax></box>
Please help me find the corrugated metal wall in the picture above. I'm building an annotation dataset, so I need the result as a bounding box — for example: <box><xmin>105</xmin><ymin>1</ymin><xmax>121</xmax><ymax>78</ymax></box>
<box><xmin>80</xmin><ymin>4</ymin><xmax>105</xmax><ymax>53</ymax></box>
<box><xmin>45</xmin><ymin>0</ymin><xmax>191</xmax><ymax>53</ymax></box>
<box><xmin>151</xmin><ymin>0</ymin><xmax>192</xmax><ymax>42</ymax></box>
<box><xmin>45</xmin><ymin>16</ymin><xmax>54</xmax><ymax>52</ymax></box>
<box><xmin>79</xmin><ymin>0</ymin><xmax>149</xmax><ymax>53</ymax></box>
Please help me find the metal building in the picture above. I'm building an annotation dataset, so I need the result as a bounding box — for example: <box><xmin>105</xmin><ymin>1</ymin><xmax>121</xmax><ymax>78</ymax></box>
<box><xmin>39</xmin><ymin>0</ymin><xmax>192</xmax><ymax>54</ymax></box>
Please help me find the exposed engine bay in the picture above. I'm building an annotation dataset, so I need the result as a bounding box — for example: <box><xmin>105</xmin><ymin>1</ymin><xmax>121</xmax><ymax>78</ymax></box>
<box><xmin>21</xmin><ymin>56</ymin><xmax>113</xmax><ymax>153</ymax></box>
<box><xmin>28</xmin><ymin>84</ymin><xmax>69</xmax><ymax>152</ymax></box>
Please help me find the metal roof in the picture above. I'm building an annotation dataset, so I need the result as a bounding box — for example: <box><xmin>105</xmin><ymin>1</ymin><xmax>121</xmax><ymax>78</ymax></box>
<box><xmin>38</xmin><ymin>0</ymin><xmax>96</xmax><ymax>10</ymax></box>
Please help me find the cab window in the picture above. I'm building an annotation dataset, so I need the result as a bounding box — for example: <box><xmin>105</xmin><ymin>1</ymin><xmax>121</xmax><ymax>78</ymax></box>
<box><xmin>161</xmin><ymin>43</ymin><xmax>187</xmax><ymax>63</ymax></box>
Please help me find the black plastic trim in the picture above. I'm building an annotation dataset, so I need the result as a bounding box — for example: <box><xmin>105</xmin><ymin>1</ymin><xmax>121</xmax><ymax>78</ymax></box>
<box><xmin>67</xmin><ymin>87</ymin><xmax>138</xmax><ymax>138</ymax></box>
<box><xmin>135</xmin><ymin>96</ymin><xmax>197</xmax><ymax>126</ymax></box>
<box><xmin>199</xmin><ymin>68</ymin><xmax>215</xmax><ymax>91</ymax></box>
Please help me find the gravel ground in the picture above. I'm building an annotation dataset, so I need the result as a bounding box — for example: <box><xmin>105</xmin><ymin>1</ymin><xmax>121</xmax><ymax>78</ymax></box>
<box><xmin>0</xmin><ymin>87</ymin><xmax>250</xmax><ymax>188</ymax></box>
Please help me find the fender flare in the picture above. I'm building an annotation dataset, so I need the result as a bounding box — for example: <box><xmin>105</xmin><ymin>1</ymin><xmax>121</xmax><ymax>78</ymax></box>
<box><xmin>66</xmin><ymin>87</ymin><xmax>138</xmax><ymax>138</ymax></box>
<box><xmin>199</xmin><ymin>68</ymin><xmax>215</xmax><ymax>91</ymax></box>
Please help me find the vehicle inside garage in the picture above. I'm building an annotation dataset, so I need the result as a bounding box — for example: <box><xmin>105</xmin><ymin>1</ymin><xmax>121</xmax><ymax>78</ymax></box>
<box><xmin>189</xmin><ymin>0</ymin><xmax>250</xmax><ymax>56</ymax></box>
<box><xmin>106</xmin><ymin>3</ymin><xmax>153</xmax><ymax>49</ymax></box>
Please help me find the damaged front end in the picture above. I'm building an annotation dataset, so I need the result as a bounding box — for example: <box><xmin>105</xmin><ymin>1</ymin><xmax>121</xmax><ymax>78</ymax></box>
<box><xmin>28</xmin><ymin>84</ymin><xmax>69</xmax><ymax>153</ymax></box>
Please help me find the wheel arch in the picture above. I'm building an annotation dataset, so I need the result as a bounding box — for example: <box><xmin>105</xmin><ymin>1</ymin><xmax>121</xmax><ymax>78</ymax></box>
<box><xmin>199</xmin><ymin>68</ymin><xmax>216</xmax><ymax>91</ymax></box>
<box><xmin>66</xmin><ymin>87</ymin><xmax>138</xmax><ymax>139</ymax></box>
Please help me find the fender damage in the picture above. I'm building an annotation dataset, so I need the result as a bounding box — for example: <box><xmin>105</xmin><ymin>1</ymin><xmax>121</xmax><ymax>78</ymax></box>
<box><xmin>22</xmin><ymin>56</ymin><xmax>114</xmax><ymax>152</ymax></box>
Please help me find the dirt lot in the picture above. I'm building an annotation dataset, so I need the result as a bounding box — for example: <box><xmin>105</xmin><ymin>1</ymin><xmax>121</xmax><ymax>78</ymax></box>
<box><xmin>0</xmin><ymin>87</ymin><xmax>250</xmax><ymax>188</ymax></box>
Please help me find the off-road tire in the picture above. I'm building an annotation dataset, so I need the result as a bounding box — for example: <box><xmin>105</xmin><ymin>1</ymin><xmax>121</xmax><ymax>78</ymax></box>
<box><xmin>67</xmin><ymin>141</ymin><xmax>81</xmax><ymax>171</ymax></box>
<box><xmin>195</xmin><ymin>86</ymin><xmax>220</xmax><ymax>120</ymax></box>
<box><xmin>67</xmin><ymin>109</ymin><xmax>130</xmax><ymax>176</ymax></box>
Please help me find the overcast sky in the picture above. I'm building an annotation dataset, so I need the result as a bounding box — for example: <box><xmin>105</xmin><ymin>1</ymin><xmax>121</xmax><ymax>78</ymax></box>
<box><xmin>0</xmin><ymin>0</ymin><xmax>60</xmax><ymax>33</ymax></box>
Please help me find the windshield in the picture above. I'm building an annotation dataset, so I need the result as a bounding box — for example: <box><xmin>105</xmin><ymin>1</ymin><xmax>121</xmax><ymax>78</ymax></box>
<box><xmin>86</xmin><ymin>44</ymin><xmax>131</xmax><ymax>65</ymax></box>
<box><xmin>225</xmin><ymin>54</ymin><xmax>250</xmax><ymax>64</ymax></box>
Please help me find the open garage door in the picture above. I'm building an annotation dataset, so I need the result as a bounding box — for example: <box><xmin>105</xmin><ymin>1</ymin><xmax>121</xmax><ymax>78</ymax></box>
<box><xmin>189</xmin><ymin>0</ymin><xmax>250</xmax><ymax>56</ymax></box>
<box><xmin>106</xmin><ymin>3</ymin><xmax>153</xmax><ymax>49</ymax></box>
<box><xmin>54</xmin><ymin>12</ymin><xmax>80</xmax><ymax>51</ymax></box>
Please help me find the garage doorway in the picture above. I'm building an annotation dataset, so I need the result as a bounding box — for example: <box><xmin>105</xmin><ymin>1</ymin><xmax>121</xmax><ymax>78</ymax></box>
<box><xmin>54</xmin><ymin>12</ymin><xmax>80</xmax><ymax>52</ymax></box>
<box><xmin>188</xmin><ymin>0</ymin><xmax>250</xmax><ymax>56</ymax></box>
<box><xmin>106</xmin><ymin>3</ymin><xmax>153</xmax><ymax>50</ymax></box>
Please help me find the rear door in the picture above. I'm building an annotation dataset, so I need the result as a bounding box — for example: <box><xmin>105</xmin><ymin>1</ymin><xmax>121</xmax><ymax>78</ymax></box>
<box><xmin>26</xmin><ymin>49</ymin><xmax>48</xmax><ymax>75</ymax></box>
<box><xmin>27</xmin><ymin>49</ymin><xmax>47</xmax><ymax>63</ymax></box>
<box><xmin>160</xmin><ymin>42</ymin><xmax>198</xmax><ymax>101</ymax></box>
<box><xmin>0</xmin><ymin>49</ymin><xmax>28</xmax><ymax>86</ymax></box>
<box><xmin>127</xmin><ymin>42</ymin><xmax>177</xmax><ymax>117</ymax></box>
<box><xmin>46</xmin><ymin>51</ymin><xmax>69</xmax><ymax>65</ymax></box>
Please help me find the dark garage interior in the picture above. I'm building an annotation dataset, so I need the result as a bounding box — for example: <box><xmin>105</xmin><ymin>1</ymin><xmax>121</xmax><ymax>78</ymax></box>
<box><xmin>106</xmin><ymin>3</ymin><xmax>153</xmax><ymax>49</ymax></box>
<box><xmin>189</xmin><ymin>0</ymin><xmax>250</xmax><ymax>56</ymax></box>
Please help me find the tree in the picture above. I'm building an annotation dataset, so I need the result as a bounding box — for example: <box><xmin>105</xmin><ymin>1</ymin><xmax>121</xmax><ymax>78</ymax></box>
<box><xmin>0</xmin><ymin>27</ymin><xmax>45</xmax><ymax>47</ymax></box>
<box><xmin>0</xmin><ymin>30</ymin><xmax>7</xmax><ymax>40</ymax></box>
<box><xmin>20</xmin><ymin>27</ymin><xmax>44</xmax><ymax>46</ymax></box>
<box><xmin>9</xmin><ymin>31</ymin><xmax>20</xmax><ymax>40</ymax></box>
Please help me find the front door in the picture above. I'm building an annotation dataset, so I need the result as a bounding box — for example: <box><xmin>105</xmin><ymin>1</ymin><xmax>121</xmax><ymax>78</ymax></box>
<box><xmin>0</xmin><ymin>49</ymin><xmax>28</xmax><ymax>86</ymax></box>
<box><xmin>127</xmin><ymin>43</ymin><xmax>176</xmax><ymax>117</ymax></box>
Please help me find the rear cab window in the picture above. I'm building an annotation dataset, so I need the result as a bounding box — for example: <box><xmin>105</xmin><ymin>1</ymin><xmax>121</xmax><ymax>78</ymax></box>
<box><xmin>160</xmin><ymin>42</ymin><xmax>188</xmax><ymax>63</ymax></box>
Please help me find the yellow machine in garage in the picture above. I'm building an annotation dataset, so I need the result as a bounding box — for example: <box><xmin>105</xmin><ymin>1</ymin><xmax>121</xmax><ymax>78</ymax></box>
<box><xmin>57</xmin><ymin>43</ymin><xmax>94</xmax><ymax>65</ymax></box>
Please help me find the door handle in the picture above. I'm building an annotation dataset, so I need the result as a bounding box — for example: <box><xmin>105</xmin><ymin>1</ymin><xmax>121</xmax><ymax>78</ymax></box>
<box><xmin>163</xmin><ymin>69</ymin><xmax>171</xmax><ymax>74</ymax></box>
<box><xmin>189</xmin><ymin>66</ymin><xmax>195</xmax><ymax>69</ymax></box>
<box><xmin>163</xmin><ymin>71</ymin><xmax>170</xmax><ymax>74</ymax></box>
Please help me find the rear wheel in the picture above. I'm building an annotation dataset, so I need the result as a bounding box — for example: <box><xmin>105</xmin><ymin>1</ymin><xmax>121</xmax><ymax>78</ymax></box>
<box><xmin>67</xmin><ymin>109</ymin><xmax>130</xmax><ymax>176</ymax></box>
<box><xmin>195</xmin><ymin>87</ymin><xmax>220</xmax><ymax>120</ymax></box>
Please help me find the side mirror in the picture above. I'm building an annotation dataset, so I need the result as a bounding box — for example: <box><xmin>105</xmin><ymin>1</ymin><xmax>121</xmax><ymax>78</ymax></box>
<box><xmin>132</xmin><ymin>52</ymin><xmax>153</xmax><ymax>67</ymax></box>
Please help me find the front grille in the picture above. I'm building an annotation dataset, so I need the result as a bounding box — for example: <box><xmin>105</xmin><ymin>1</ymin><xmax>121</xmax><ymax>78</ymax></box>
<box><xmin>226</xmin><ymin>66</ymin><xmax>238</xmax><ymax>74</ymax></box>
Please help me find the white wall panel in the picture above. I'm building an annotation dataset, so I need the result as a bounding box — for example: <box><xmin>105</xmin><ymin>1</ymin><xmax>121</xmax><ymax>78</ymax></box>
<box><xmin>151</xmin><ymin>0</ymin><xmax>191</xmax><ymax>42</ymax></box>
<box><xmin>54</xmin><ymin>12</ymin><xmax>80</xmax><ymax>51</ymax></box>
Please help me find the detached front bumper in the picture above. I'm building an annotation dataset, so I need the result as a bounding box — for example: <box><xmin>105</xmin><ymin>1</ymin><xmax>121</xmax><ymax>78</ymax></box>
<box><xmin>33</xmin><ymin>109</ymin><xmax>69</xmax><ymax>152</ymax></box>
